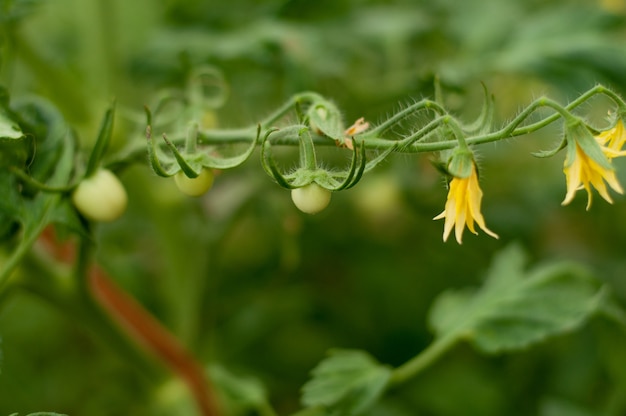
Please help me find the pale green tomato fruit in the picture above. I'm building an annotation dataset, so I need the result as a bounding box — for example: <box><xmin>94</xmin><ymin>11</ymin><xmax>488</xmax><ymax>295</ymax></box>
<box><xmin>291</xmin><ymin>183</ymin><xmax>332</xmax><ymax>214</ymax></box>
<box><xmin>174</xmin><ymin>169</ymin><xmax>214</xmax><ymax>197</ymax></box>
<box><xmin>72</xmin><ymin>169</ymin><xmax>128</xmax><ymax>222</ymax></box>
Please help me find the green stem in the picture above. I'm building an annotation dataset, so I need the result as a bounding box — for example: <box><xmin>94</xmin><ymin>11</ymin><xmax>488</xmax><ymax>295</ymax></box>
<box><xmin>370</xmin><ymin>99</ymin><xmax>446</xmax><ymax>135</ymax></box>
<box><xmin>10</xmin><ymin>166</ymin><xmax>76</xmax><ymax>193</ymax></box>
<box><xmin>186</xmin><ymin>122</ymin><xmax>199</xmax><ymax>154</ymax></box>
<box><xmin>389</xmin><ymin>335</ymin><xmax>459</xmax><ymax>387</ymax></box>
<box><xmin>0</xmin><ymin>201</ymin><xmax>57</xmax><ymax>293</ymax></box>
<box><xmin>259</xmin><ymin>92</ymin><xmax>324</xmax><ymax>128</ymax></box>
<box><xmin>166</xmin><ymin>86</ymin><xmax>619</xmax><ymax>156</ymax></box>
<box><xmin>398</xmin><ymin>116</ymin><xmax>448</xmax><ymax>148</ymax></box>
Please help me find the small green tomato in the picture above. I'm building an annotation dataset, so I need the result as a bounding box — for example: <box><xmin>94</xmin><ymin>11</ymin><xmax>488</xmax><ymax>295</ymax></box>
<box><xmin>291</xmin><ymin>183</ymin><xmax>331</xmax><ymax>214</ymax></box>
<box><xmin>72</xmin><ymin>169</ymin><xmax>128</xmax><ymax>222</ymax></box>
<box><xmin>174</xmin><ymin>168</ymin><xmax>214</xmax><ymax>197</ymax></box>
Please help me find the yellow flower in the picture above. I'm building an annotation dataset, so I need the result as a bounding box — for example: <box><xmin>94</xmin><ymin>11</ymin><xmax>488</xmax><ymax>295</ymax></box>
<box><xmin>433</xmin><ymin>163</ymin><xmax>499</xmax><ymax>244</ymax></box>
<box><xmin>596</xmin><ymin>119</ymin><xmax>626</xmax><ymax>156</ymax></box>
<box><xmin>562</xmin><ymin>142</ymin><xmax>625</xmax><ymax>210</ymax></box>
<box><xmin>562</xmin><ymin>120</ymin><xmax>626</xmax><ymax>210</ymax></box>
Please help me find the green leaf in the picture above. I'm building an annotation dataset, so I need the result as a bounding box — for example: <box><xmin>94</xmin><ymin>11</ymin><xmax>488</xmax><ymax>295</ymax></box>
<box><xmin>208</xmin><ymin>364</ymin><xmax>273</xmax><ymax>414</ymax></box>
<box><xmin>428</xmin><ymin>244</ymin><xmax>605</xmax><ymax>353</ymax></box>
<box><xmin>302</xmin><ymin>349</ymin><xmax>392</xmax><ymax>416</ymax></box>
<box><xmin>0</xmin><ymin>93</ymin><xmax>31</xmax><ymax>169</ymax></box>
<box><xmin>10</xmin><ymin>96</ymin><xmax>72</xmax><ymax>187</ymax></box>
<box><xmin>461</xmin><ymin>83</ymin><xmax>494</xmax><ymax>135</ymax></box>
<box><xmin>0</xmin><ymin>110</ymin><xmax>23</xmax><ymax>139</ymax></box>
<box><xmin>0</xmin><ymin>129</ymin><xmax>79</xmax><ymax>290</ymax></box>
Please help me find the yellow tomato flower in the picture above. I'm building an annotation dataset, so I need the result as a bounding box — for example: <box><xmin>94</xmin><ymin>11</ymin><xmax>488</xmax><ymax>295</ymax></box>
<box><xmin>562</xmin><ymin>120</ymin><xmax>626</xmax><ymax>210</ymax></box>
<box><xmin>595</xmin><ymin>119</ymin><xmax>626</xmax><ymax>156</ymax></box>
<box><xmin>433</xmin><ymin>163</ymin><xmax>499</xmax><ymax>244</ymax></box>
<box><xmin>562</xmin><ymin>141</ymin><xmax>625</xmax><ymax>210</ymax></box>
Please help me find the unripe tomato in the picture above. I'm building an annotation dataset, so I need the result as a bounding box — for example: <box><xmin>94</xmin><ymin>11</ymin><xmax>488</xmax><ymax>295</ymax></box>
<box><xmin>72</xmin><ymin>169</ymin><xmax>128</xmax><ymax>222</ymax></box>
<box><xmin>291</xmin><ymin>183</ymin><xmax>331</xmax><ymax>214</ymax></box>
<box><xmin>174</xmin><ymin>168</ymin><xmax>214</xmax><ymax>197</ymax></box>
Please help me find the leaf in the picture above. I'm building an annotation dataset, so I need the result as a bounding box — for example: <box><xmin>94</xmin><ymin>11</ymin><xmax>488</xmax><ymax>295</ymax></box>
<box><xmin>0</xmin><ymin>94</ymin><xmax>31</xmax><ymax>169</ymax></box>
<box><xmin>10</xmin><ymin>96</ymin><xmax>70</xmax><ymax>184</ymax></box>
<box><xmin>208</xmin><ymin>364</ymin><xmax>273</xmax><ymax>414</ymax></box>
<box><xmin>302</xmin><ymin>349</ymin><xmax>392</xmax><ymax>416</ymax></box>
<box><xmin>428</xmin><ymin>244</ymin><xmax>605</xmax><ymax>353</ymax></box>
<box><xmin>0</xmin><ymin>129</ymin><xmax>80</xmax><ymax>289</ymax></box>
<box><xmin>0</xmin><ymin>110</ymin><xmax>23</xmax><ymax>139</ymax></box>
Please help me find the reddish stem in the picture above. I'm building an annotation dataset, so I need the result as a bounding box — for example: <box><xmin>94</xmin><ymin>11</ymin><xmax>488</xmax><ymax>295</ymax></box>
<box><xmin>37</xmin><ymin>225</ymin><xmax>220</xmax><ymax>415</ymax></box>
<box><xmin>88</xmin><ymin>266</ymin><xmax>220</xmax><ymax>416</ymax></box>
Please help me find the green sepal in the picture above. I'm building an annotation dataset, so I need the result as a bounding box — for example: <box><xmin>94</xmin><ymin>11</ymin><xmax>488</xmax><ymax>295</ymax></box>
<box><xmin>333</xmin><ymin>141</ymin><xmax>365</xmax><ymax>191</ymax></box>
<box><xmin>447</xmin><ymin>148</ymin><xmax>474</xmax><ymax>178</ymax></box>
<box><xmin>335</xmin><ymin>142</ymin><xmax>399</xmax><ymax>190</ymax></box>
<box><xmin>85</xmin><ymin>102</ymin><xmax>115</xmax><ymax>178</ymax></box>
<box><xmin>146</xmin><ymin>124</ymin><xmax>174</xmax><ymax>177</ymax></box>
<box><xmin>307</xmin><ymin>99</ymin><xmax>344</xmax><ymax>141</ymax></box>
<box><xmin>162</xmin><ymin>134</ymin><xmax>201</xmax><ymax>177</ymax></box>
<box><xmin>462</xmin><ymin>83</ymin><xmax>495</xmax><ymax>135</ymax></box>
<box><xmin>532</xmin><ymin>133</ymin><xmax>567</xmax><ymax>158</ymax></box>
<box><xmin>195</xmin><ymin>130</ymin><xmax>258</xmax><ymax>170</ymax></box>
<box><xmin>430</xmin><ymin>158</ymin><xmax>451</xmax><ymax>177</ymax></box>
<box><xmin>565</xmin><ymin>118</ymin><xmax>611</xmax><ymax>170</ymax></box>
<box><xmin>261</xmin><ymin>128</ymin><xmax>296</xmax><ymax>189</ymax></box>
<box><xmin>146</xmin><ymin>107</ymin><xmax>258</xmax><ymax>178</ymax></box>
<box><xmin>298</xmin><ymin>127</ymin><xmax>317</xmax><ymax>170</ymax></box>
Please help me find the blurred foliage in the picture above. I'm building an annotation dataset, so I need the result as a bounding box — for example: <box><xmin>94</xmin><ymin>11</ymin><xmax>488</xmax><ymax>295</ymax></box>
<box><xmin>1</xmin><ymin>0</ymin><xmax>626</xmax><ymax>415</ymax></box>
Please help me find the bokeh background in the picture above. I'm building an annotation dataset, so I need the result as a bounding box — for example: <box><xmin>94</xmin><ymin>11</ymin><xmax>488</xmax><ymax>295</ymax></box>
<box><xmin>1</xmin><ymin>0</ymin><xmax>626</xmax><ymax>414</ymax></box>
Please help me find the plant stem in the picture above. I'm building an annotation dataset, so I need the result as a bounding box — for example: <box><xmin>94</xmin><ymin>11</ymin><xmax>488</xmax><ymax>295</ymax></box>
<box><xmin>389</xmin><ymin>334</ymin><xmax>459</xmax><ymax>387</ymax></box>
